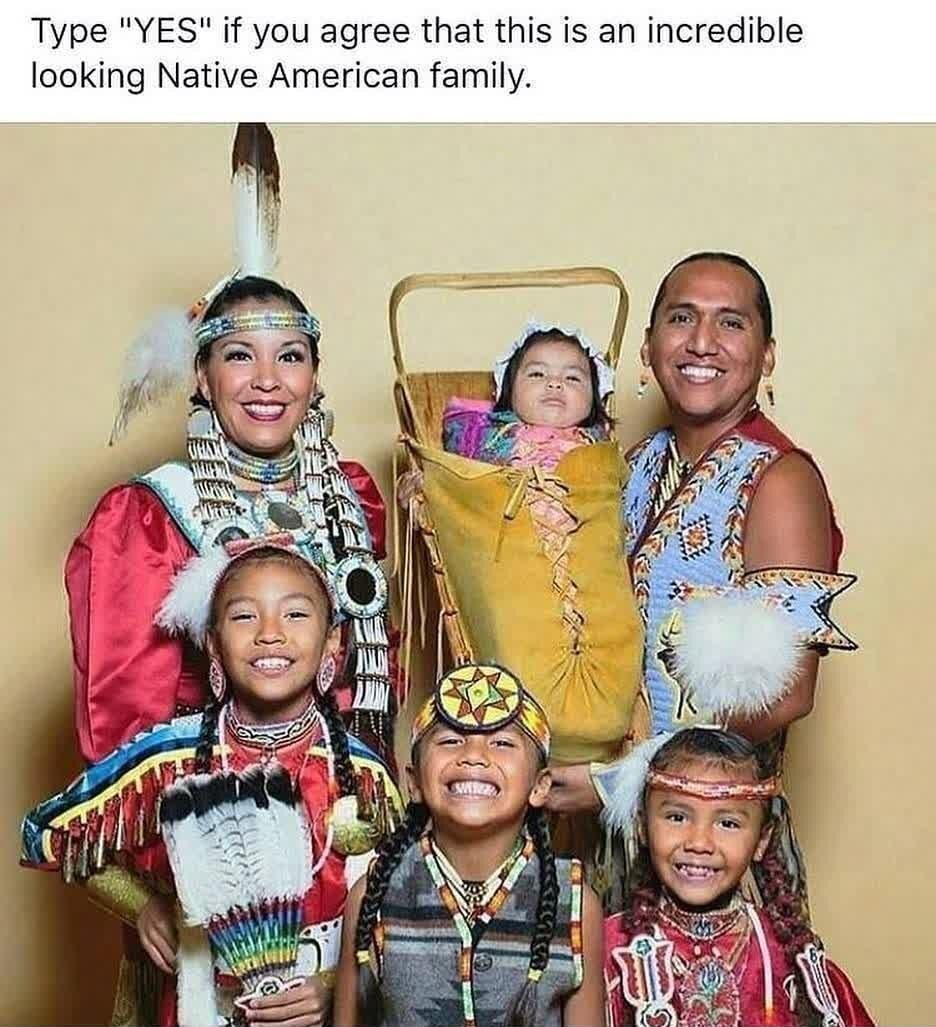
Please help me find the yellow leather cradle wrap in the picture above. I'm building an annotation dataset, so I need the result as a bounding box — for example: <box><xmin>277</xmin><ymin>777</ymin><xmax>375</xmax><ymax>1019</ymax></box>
<box><xmin>414</xmin><ymin>438</ymin><xmax>643</xmax><ymax>764</ymax></box>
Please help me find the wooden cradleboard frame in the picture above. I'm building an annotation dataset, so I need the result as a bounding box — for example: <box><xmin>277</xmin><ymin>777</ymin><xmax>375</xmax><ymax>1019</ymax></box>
<box><xmin>391</xmin><ymin>266</ymin><xmax>631</xmax><ymax>672</ymax></box>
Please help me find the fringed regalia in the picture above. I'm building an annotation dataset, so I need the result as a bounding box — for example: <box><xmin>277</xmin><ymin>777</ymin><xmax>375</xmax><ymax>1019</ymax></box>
<box><xmin>21</xmin><ymin>711</ymin><xmax>401</xmax><ymax>1026</ymax></box>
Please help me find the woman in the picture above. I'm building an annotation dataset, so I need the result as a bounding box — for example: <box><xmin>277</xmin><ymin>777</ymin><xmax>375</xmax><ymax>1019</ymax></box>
<box><xmin>70</xmin><ymin>274</ymin><xmax>392</xmax><ymax>765</ymax></box>
<box><xmin>549</xmin><ymin>252</ymin><xmax>855</xmax><ymax>822</ymax></box>
<box><xmin>62</xmin><ymin>125</ymin><xmax>396</xmax><ymax>1024</ymax></box>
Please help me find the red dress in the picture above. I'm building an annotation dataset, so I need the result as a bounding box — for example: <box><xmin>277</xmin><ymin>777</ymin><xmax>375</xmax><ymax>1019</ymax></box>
<box><xmin>66</xmin><ymin>462</ymin><xmax>386</xmax><ymax>763</ymax></box>
<box><xmin>604</xmin><ymin>904</ymin><xmax>874</xmax><ymax>1027</ymax></box>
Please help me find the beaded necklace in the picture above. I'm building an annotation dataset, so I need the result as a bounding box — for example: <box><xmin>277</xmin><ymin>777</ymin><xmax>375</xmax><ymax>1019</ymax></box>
<box><xmin>658</xmin><ymin>890</ymin><xmax>746</xmax><ymax>943</ymax></box>
<box><xmin>659</xmin><ymin>892</ymin><xmax>752</xmax><ymax>1027</ymax></box>
<box><xmin>428</xmin><ymin>833</ymin><xmax>525</xmax><ymax>924</ymax></box>
<box><xmin>223</xmin><ymin>696</ymin><xmax>321</xmax><ymax>761</ymax></box>
<box><xmin>226</xmin><ymin>439</ymin><xmax>299</xmax><ymax>485</ymax></box>
<box><xmin>421</xmin><ymin>832</ymin><xmax>533</xmax><ymax>1027</ymax></box>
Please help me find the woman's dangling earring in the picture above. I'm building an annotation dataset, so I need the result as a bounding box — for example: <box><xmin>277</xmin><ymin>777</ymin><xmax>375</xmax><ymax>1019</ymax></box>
<box><xmin>764</xmin><ymin>378</ymin><xmax>776</xmax><ymax>408</ymax></box>
<box><xmin>316</xmin><ymin>654</ymin><xmax>336</xmax><ymax>695</ymax></box>
<box><xmin>637</xmin><ymin>369</ymin><xmax>650</xmax><ymax>400</ymax></box>
<box><xmin>208</xmin><ymin>658</ymin><xmax>227</xmax><ymax>702</ymax></box>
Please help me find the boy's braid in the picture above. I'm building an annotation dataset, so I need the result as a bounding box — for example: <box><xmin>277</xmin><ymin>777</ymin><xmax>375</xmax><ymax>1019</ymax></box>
<box><xmin>354</xmin><ymin>801</ymin><xmax>430</xmax><ymax>955</ymax></box>
<box><xmin>526</xmin><ymin>806</ymin><xmax>559</xmax><ymax>974</ymax></box>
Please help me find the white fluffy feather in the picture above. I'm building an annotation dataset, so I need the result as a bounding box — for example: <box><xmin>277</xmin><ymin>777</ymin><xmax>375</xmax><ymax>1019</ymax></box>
<box><xmin>156</xmin><ymin>547</ymin><xmax>232</xmax><ymax>645</ymax></box>
<box><xmin>176</xmin><ymin>921</ymin><xmax>219</xmax><ymax>1027</ymax></box>
<box><xmin>672</xmin><ymin>595</ymin><xmax>803</xmax><ymax>718</ymax></box>
<box><xmin>110</xmin><ymin>307</ymin><xmax>195</xmax><ymax>443</ymax></box>
<box><xmin>599</xmin><ymin>734</ymin><xmax>674</xmax><ymax>836</ymax></box>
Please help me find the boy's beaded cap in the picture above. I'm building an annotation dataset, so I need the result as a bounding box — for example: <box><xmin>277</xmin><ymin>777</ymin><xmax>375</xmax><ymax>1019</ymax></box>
<box><xmin>411</xmin><ymin>663</ymin><xmax>551</xmax><ymax>759</ymax></box>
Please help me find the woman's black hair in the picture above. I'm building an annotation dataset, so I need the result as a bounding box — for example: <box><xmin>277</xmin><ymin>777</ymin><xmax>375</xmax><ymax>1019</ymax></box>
<box><xmin>492</xmin><ymin>329</ymin><xmax>610</xmax><ymax>430</ymax></box>
<box><xmin>191</xmin><ymin>275</ymin><xmax>320</xmax><ymax>407</ymax></box>
<box><xmin>647</xmin><ymin>251</ymin><xmax>773</xmax><ymax>340</ymax></box>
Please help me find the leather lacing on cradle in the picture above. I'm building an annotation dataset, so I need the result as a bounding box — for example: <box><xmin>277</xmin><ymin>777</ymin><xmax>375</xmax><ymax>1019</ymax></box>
<box><xmin>500</xmin><ymin>465</ymin><xmax>586</xmax><ymax>653</ymax></box>
<box><xmin>393</xmin><ymin>442</ymin><xmax>590</xmax><ymax>685</ymax></box>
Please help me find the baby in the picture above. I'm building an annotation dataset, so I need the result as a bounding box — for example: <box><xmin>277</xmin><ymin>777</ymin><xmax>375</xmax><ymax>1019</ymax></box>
<box><xmin>442</xmin><ymin>321</ymin><xmax>615</xmax><ymax>470</ymax></box>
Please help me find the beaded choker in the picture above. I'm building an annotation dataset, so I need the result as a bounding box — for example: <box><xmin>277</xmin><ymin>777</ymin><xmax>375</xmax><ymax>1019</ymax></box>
<box><xmin>658</xmin><ymin>890</ymin><xmax>746</xmax><ymax>942</ymax></box>
<box><xmin>225</xmin><ymin>697</ymin><xmax>321</xmax><ymax>753</ymax></box>
<box><xmin>226</xmin><ymin>440</ymin><xmax>299</xmax><ymax>485</ymax></box>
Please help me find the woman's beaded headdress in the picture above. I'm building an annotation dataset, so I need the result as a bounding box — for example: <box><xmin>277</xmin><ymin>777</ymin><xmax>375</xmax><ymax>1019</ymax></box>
<box><xmin>107</xmin><ymin>124</ymin><xmax>392</xmax><ymax>741</ymax></box>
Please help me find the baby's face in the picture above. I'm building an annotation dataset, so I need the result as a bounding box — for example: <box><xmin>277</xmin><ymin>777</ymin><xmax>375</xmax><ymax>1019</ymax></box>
<box><xmin>510</xmin><ymin>338</ymin><xmax>595</xmax><ymax>428</ymax></box>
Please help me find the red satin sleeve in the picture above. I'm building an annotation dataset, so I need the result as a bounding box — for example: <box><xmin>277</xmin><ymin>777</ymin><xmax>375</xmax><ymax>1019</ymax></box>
<box><xmin>338</xmin><ymin>459</ymin><xmax>386</xmax><ymax>560</ymax></box>
<box><xmin>828</xmin><ymin>960</ymin><xmax>876</xmax><ymax>1027</ymax></box>
<box><xmin>66</xmin><ymin>484</ymin><xmax>206</xmax><ymax>764</ymax></box>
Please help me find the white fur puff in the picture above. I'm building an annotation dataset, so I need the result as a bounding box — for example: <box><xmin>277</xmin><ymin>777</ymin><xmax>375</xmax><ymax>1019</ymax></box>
<box><xmin>155</xmin><ymin>547</ymin><xmax>232</xmax><ymax>645</ymax></box>
<box><xmin>673</xmin><ymin>594</ymin><xmax>803</xmax><ymax>718</ymax></box>
<box><xmin>175</xmin><ymin>921</ymin><xmax>219</xmax><ymax>1027</ymax></box>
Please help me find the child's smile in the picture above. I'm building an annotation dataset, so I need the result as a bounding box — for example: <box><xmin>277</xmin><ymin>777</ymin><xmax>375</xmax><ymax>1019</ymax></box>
<box><xmin>410</xmin><ymin>723</ymin><xmax>548</xmax><ymax>837</ymax></box>
<box><xmin>209</xmin><ymin>558</ymin><xmax>337</xmax><ymax>723</ymax></box>
<box><xmin>646</xmin><ymin>760</ymin><xmax>771</xmax><ymax>910</ymax></box>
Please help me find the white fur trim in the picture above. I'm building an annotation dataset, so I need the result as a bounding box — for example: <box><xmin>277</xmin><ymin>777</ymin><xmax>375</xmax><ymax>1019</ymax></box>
<box><xmin>493</xmin><ymin>318</ymin><xmax>615</xmax><ymax>401</ymax></box>
<box><xmin>673</xmin><ymin>595</ymin><xmax>803</xmax><ymax>718</ymax></box>
<box><xmin>156</xmin><ymin>547</ymin><xmax>232</xmax><ymax>645</ymax></box>
<box><xmin>110</xmin><ymin>308</ymin><xmax>196</xmax><ymax>443</ymax></box>
<box><xmin>598</xmin><ymin>733</ymin><xmax>674</xmax><ymax>835</ymax></box>
<box><xmin>176</xmin><ymin>921</ymin><xmax>220</xmax><ymax>1027</ymax></box>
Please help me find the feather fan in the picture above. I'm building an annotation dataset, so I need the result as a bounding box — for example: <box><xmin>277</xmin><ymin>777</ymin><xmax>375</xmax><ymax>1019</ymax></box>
<box><xmin>161</xmin><ymin>765</ymin><xmax>314</xmax><ymax>1011</ymax></box>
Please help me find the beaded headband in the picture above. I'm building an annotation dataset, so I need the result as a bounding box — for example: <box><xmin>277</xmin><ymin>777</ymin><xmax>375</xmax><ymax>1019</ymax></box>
<box><xmin>194</xmin><ymin>310</ymin><xmax>321</xmax><ymax>350</ymax></box>
<box><xmin>411</xmin><ymin>664</ymin><xmax>551</xmax><ymax>759</ymax></box>
<box><xmin>647</xmin><ymin>768</ymin><xmax>781</xmax><ymax>801</ymax></box>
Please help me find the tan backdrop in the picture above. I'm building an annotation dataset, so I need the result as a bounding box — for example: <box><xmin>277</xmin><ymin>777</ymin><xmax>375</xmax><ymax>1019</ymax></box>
<box><xmin>1</xmin><ymin>124</ymin><xmax>931</xmax><ymax>1024</ymax></box>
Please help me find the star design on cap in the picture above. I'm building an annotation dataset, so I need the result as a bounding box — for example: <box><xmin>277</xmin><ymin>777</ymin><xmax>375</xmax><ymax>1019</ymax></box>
<box><xmin>439</xmin><ymin>665</ymin><xmax>520</xmax><ymax>728</ymax></box>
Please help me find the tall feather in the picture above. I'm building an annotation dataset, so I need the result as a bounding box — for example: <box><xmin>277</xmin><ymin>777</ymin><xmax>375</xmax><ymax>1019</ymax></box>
<box><xmin>232</xmin><ymin>123</ymin><xmax>280</xmax><ymax>277</ymax></box>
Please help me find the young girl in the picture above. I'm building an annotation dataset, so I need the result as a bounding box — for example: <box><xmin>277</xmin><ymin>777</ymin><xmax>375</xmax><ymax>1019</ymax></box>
<box><xmin>21</xmin><ymin>542</ymin><xmax>399</xmax><ymax>1026</ymax></box>
<box><xmin>603</xmin><ymin>727</ymin><xmax>874</xmax><ymax>1027</ymax></box>
<box><xmin>332</xmin><ymin>663</ymin><xmax>605</xmax><ymax>1026</ymax></box>
<box><xmin>398</xmin><ymin>322</ymin><xmax>644</xmax><ymax>829</ymax></box>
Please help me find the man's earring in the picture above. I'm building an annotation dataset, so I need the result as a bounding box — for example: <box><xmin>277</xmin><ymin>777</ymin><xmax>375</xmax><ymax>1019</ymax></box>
<box><xmin>637</xmin><ymin>369</ymin><xmax>650</xmax><ymax>400</ymax></box>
